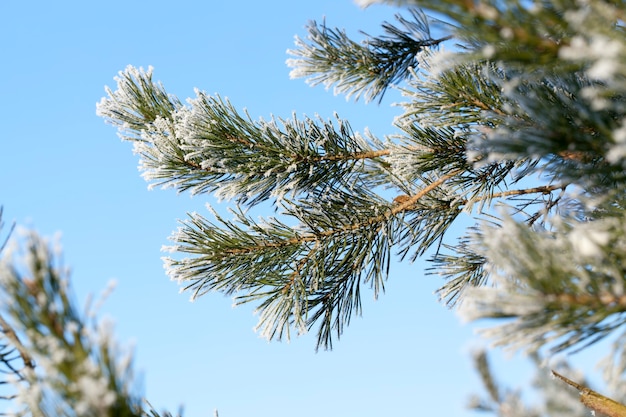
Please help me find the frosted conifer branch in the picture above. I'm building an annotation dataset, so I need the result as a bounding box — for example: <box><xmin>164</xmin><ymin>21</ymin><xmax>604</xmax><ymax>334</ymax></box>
<box><xmin>98</xmin><ymin>67</ymin><xmax>393</xmax><ymax>206</ymax></box>
<box><xmin>552</xmin><ymin>371</ymin><xmax>626</xmax><ymax>417</ymax></box>
<box><xmin>99</xmin><ymin>0</ymin><xmax>626</xmax><ymax>365</ymax></box>
<box><xmin>0</xmin><ymin>209</ymin><xmax>31</xmax><ymax>406</ymax></box>
<box><xmin>164</xmin><ymin>189</ymin><xmax>398</xmax><ymax>350</ymax></box>
<box><xmin>99</xmin><ymin>59</ymin><xmax>579</xmax><ymax>349</ymax></box>
<box><xmin>287</xmin><ymin>9</ymin><xmax>450</xmax><ymax>103</ymax></box>
<box><xmin>96</xmin><ymin>65</ymin><xmax>182</xmax><ymax>142</ymax></box>
<box><xmin>0</xmin><ymin>231</ymin><xmax>148</xmax><ymax>416</ymax></box>
<box><xmin>459</xmin><ymin>212</ymin><xmax>626</xmax><ymax>354</ymax></box>
<box><xmin>468</xmin><ymin>350</ymin><xmax>591</xmax><ymax>417</ymax></box>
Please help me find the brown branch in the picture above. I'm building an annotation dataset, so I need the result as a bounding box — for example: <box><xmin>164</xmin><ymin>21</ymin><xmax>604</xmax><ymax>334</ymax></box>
<box><xmin>390</xmin><ymin>170</ymin><xmax>462</xmax><ymax>216</ymax></box>
<box><xmin>283</xmin><ymin>241</ymin><xmax>320</xmax><ymax>295</ymax></box>
<box><xmin>459</xmin><ymin>183</ymin><xmax>566</xmax><ymax>212</ymax></box>
<box><xmin>393</xmin><ymin>182</ymin><xmax>565</xmax><ymax>210</ymax></box>
<box><xmin>223</xmin><ymin>172</ymin><xmax>461</xmax><ymax>256</ymax></box>
<box><xmin>0</xmin><ymin>314</ymin><xmax>34</xmax><ymax>370</ymax></box>
<box><xmin>182</xmin><ymin>145</ymin><xmax>393</xmax><ymax>173</ymax></box>
<box><xmin>274</xmin><ymin>173</ymin><xmax>463</xmax><ymax>293</ymax></box>
<box><xmin>552</xmin><ymin>370</ymin><xmax>626</xmax><ymax>417</ymax></box>
<box><xmin>486</xmin><ymin>184</ymin><xmax>564</xmax><ymax>200</ymax></box>
<box><xmin>438</xmin><ymin>95</ymin><xmax>507</xmax><ymax>117</ymax></box>
<box><xmin>310</xmin><ymin>148</ymin><xmax>390</xmax><ymax>162</ymax></box>
<box><xmin>469</xmin><ymin>98</ymin><xmax>507</xmax><ymax>117</ymax></box>
<box><xmin>547</xmin><ymin>293</ymin><xmax>626</xmax><ymax>311</ymax></box>
<box><xmin>213</xmin><ymin>171</ymin><xmax>564</xmax><ymax>260</ymax></box>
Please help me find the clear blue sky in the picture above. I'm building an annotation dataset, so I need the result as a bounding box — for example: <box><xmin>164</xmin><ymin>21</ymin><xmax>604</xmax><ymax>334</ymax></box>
<box><xmin>1</xmin><ymin>1</ymin><xmax>600</xmax><ymax>416</ymax></box>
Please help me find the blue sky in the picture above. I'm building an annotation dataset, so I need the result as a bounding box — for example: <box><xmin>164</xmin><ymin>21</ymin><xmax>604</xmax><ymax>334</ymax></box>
<box><xmin>0</xmin><ymin>1</ymin><xmax>591</xmax><ymax>416</ymax></box>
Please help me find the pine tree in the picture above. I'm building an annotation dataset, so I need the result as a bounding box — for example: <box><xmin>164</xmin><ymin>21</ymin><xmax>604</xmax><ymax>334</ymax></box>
<box><xmin>2</xmin><ymin>0</ymin><xmax>626</xmax><ymax>415</ymax></box>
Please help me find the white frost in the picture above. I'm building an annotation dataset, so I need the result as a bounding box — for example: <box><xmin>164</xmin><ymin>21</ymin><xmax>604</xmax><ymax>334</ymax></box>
<box><xmin>559</xmin><ymin>35</ymin><xmax>624</xmax><ymax>81</ymax></box>
<box><xmin>607</xmin><ymin>119</ymin><xmax>626</xmax><ymax>164</ymax></box>
<box><xmin>569</xmin><ymin>225</ymin><xmax>610</xmax><ymax>259</ymax></box>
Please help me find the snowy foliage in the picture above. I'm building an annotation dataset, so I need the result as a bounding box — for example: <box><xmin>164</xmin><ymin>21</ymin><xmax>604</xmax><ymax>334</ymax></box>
<box><xmin>286</xmin><ymin>9</ymin><xmax>450</xmax><ymax>102</ymax></box>
<box><xmin>467</xmin><ymin>350</ymin><xmax>591</xmax><ymax>417</ymax></box>
<box><xmin>0</xmin><ymin>224</ymin><xmax>188</xmax><ymax>416</ymax></box>
<box><xmin>4</xmin><ymin>0</ymin><xmax>626</xmax><ymax>414</ymax></box>
<box><xmin>97</xmin><ymin>0</ymin><xmax>626</xmax><ymax>357</ymax></box>
<box><xmin>100</xmin><ymin>0</ymin><xmax>626</xmax><ymax>414</ymax></box>
<box><xmin>0</xmin><ymin>230</ymin><xmax>147</xmax><ymax>416</ymax></box>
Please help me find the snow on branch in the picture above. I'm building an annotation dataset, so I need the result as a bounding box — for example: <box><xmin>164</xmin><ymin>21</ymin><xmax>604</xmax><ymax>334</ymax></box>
<box><xmin>98</xmin><ymin>66</ymin><xmax>395</xmax><ymax>206</ymax></box>
<box><xmin>287</xmin><ymin>9</ymin><xmax>450</xmax><ymax>102</ymax></box>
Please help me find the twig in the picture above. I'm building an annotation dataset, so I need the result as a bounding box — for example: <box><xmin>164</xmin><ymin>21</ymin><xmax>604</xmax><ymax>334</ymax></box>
<box><xmin>0</xmin><ymin>314</ymin><xmax>34</xmax><ymax>370</ymax></box>
<box><xmin>552</xmin><ymin>370</ymin><xmax>626</xmax><ymax>417</ymax></box>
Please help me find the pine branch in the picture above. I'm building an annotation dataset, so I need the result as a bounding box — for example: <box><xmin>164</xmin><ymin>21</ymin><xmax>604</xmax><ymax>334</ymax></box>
<box><xmin>547</xmin><ymin>293</ymin><xmax>626</xmax><ymax>313</ymax></box>
<box><xmin>430</xmin><ymin>185</ymin><xmax>568</xmax><ymax>308</ymax></box>
<box><xmin>468</xmin><ymin>349</ymin><xmax>591</xmax><ymax>417</ymax></box>
<box><xmin>379</xmin><ymin>0</ymin><xmax>572</xmax><ymax>69</ymax></box>
<box><xmin>552</xmin><ymin>371</ymin><xmax>626</xmax><ymax>417</ymax></box>
<box><xmin>166</xmin><ymin>189</ymin><xmax>393</xmax><ymax>348</ymax></box>
<box><xmin>98</xmin><ymin>70</ymin><xmax>395</xmax><ymax>205</ymax></box>
<box><xmin>96</xmin><ymin>65</ymin><xmax>181</xmax><ymax>139</ymax></box>
<box><xmin>218</xmin><ymin>163</ymin><xmax>560</xmax><ymax>262</ymax></box>
<box><xmin>0</xmin><ymin>314</ymin><xmax>34</xmax><ymax>371</ymax></box>
<box><xmin>99</xmin><ymin>0</ymin><xmax>626</xmax><ymax>369</ymax></box>
<box><xmin>457</xmin><ymin>205</ymin><xmax>626</xmax><ymax>354</ymax></box>
<box><xmin>287</xmin><ymin>9</ymin><xmax>450</xmax><ymax>102</ymax></box>
<box><xmin>170</xmin><ymin>171</ymin><xmax>457</xmax><ymax>265</ymax></box>
<box><xmin>164</xmin><ymin>170</ymin><xmax>465</xmax><ymax>349</ymax></box>
<box><xmin>0</xmin><ymin>231</ymin><xmax>146</xmax><ymax>416</ymax></box>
